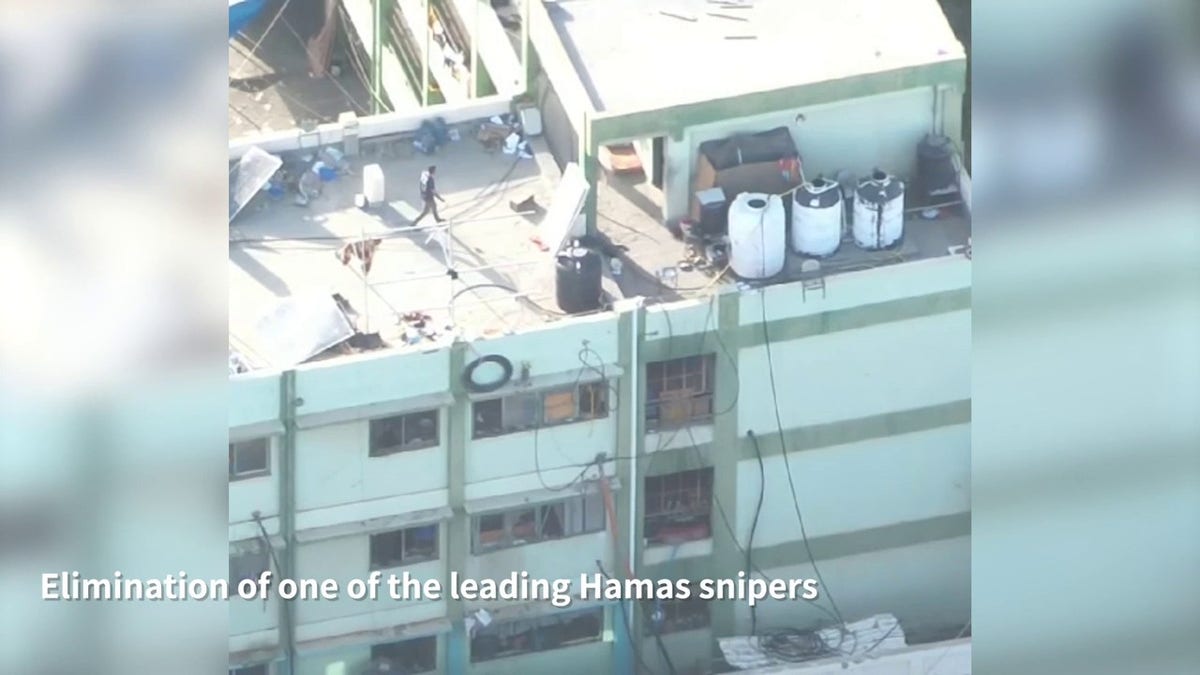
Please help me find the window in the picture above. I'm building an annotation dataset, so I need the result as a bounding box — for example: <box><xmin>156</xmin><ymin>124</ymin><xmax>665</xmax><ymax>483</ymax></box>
<box><xmin>646</xmin><ymin>355</ymin><xmax>716</xmax><ymax>430</ymax></box>
<box><xmin>229</xmin><ymin>544</ymin><xmax>271</xmax><ymax>586</ymax></box>
<box><xmin>644</xmin><ymin>468</ymin><xmax>714</xmax><ymax>546</ymax></box>
<box><xmin>229</xmin><ymin>665</ymin><xmax>268</xmax><ymax>675</ymax></box>
<box><xmin>472</xmin><ymin>492</ymin><xmax>606</xmax><ymax>554</ymax></box>
<box><xmin>643</xmin><ymin>596</ymin><xmax>711</xmax><ymax>635</ymax></box>
<box><xmin>470</xmin><ymin>607</ymin><xmax>603</xmax><ymax>663</ymax></box>
<box><xmin>369</xmin><ymin>524</ymin><xmax>439</xmax><ymax>569</ymax></box>
<box><xmin>370</xmin><ymin>636</ymin><xmax>437</xmax><ymax>673</ymax></box>
<box><xmin>473</xmin><ymin>383</ymin><xmax>609</xmax><ymax>438</ymax></box>
<box><xmin>229</xmin><ymin>438</ymin><xmax>270</xmax><ymax>480</ymax></box>
<box><xmin>369</xmin><ymin>409</ymin><xmax>439</xmax><ymax>456</ymax></box>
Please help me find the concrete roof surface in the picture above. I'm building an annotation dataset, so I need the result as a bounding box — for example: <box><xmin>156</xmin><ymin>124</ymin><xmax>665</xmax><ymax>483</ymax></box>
<box><xmin>547</xmin><ymin>0</ymin><xmax>966</xmax><ymax>113</ymax></box>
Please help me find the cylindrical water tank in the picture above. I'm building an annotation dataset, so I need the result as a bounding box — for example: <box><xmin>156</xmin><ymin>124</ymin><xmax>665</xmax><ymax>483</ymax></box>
<box><xmin>555</xmin><ymin>246</ymin><xmax>603</xmax><ymax>314</ymax></box>
<box><xmin>853</xmin><ymin>170</ymin><xmax>905</xmax><ymax>250</ymax></box>
<box><xmin>791</xmin><ymin>177</ymin><xmax>844</xmax><ymax>257</ymax></box>
<box><xmin>728</xmin><ymin>193</ymin><xmax>786</xmax><ymax>280</ymax></box>
<box><xmin>362</xmin><ymin>163</ymin><xmax>385</xmax><ymax>205</ymax></box>
<box><xmin>917</xmin><ymin>134</ymin><xmax>958</xmax><ymax>205</ymax></box>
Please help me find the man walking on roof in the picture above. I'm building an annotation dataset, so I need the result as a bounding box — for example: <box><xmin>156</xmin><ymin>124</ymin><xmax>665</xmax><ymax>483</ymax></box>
<box><xmin>412</xmin><ymin>165</ymin><xmax>446</xmax><ymax>226</ymax></box>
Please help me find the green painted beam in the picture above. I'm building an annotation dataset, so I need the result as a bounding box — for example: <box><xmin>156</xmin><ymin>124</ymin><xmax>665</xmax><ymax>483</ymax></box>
<box><xmin>639</xmin><ymin>400</ymin><xmax>969</xmax><ymax>477</ymax></box>
<box><xmin>743</xmin><ymin>400</ymin><xmax>971</xmax><ymax>459</ymax></box>
<box><xmin>709</xmin><ymin>291</ymin><xmax>743</xmax><ymax>642</ymax></box>
<box><xmin>741</xmin><ymin>289</ymin><xmax>971</xmax><ymax>346</ymax></box>
<box><xmin>445</xmin><ymin>340</ymin><xmax>469</xmax><ymax>672</ymax></box>
<box><xmin>642</xmin><ymin>512</ymin><xmax>971</xmax><ymax>581</ymax></box>
<box><xmin>642</xmin><ymin>288</ymin><xmax>970</xmax><ymax>361</ymax></box>
<box><xmin>279</xmin><ymin>370</ymin><xmax>298</xmax><ymax>675</ymax></box>
<box><xmin>589</xmin><ymin>60</ymin><xmax>967</xmax><ymax>145</ymax></box>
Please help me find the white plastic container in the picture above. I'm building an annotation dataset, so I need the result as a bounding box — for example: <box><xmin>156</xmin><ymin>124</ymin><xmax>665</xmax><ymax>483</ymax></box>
<box><xmin>852</xmin><ymin>170</ymin><xmax>905</xmax><ymax>250</ymax></box>
<box><xmin>362</xmin><ymin>163</ymin><xmax>385</xmax><ymax>205</ymax></box>
<box><xmin>791</xmin><ymin>177</ymin><xmax>844</xmax><ymax>256</ymax></box>
<box><xmin>728</xmin><ymin>192</ymin><xmax>786</xmax><ymax>280</ymax></box>
<box><xmin>519</xmin><ymin>107</ymin><xmax>543</xmax><ymax>136</ymax></box>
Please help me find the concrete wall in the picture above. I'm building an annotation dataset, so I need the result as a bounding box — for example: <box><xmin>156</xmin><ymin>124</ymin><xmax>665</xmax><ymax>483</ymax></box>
<box><xmin>664</xmin><ymin>86</ymin><xmax>960</xmax><ymax>221</ymax></box>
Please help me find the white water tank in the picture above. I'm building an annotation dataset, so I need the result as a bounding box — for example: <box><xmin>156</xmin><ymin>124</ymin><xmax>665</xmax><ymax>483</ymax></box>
<box><xmin>791</xmin><ymin>177</ymin><xmax>844</xmax><ymax>256</ymax></box>
<box><xmin>362</xmin><ymin>163</ymin><xmax>385</xmax><ymax>205</ymax></box>
<box><xmin>852</xmin><ymin>170</ymin><xmax>905</xmax><ymax>250</ymax></box>
<box><xmin>728</xmin><ymin>192</ymin><xmax>786</xmax><ymax>280</ymax></box>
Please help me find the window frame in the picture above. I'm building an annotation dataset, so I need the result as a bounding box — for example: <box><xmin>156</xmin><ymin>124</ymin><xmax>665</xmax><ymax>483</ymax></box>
<box><xmin>645</xmin><ymin>354</ymin><xmax>716</xmax><ymax>431</ymax></box>
<box><xmin>369</xmin><ymin>635</ymin><xmax>438</xmax><ymax>673</ymax></box>
<box><xmin>469</xmin><ymin>607</ymin><xmax>604</xmax><ymax>663</ymax></box>
<box><xmin>643</xmin><ymin>468</ymin><xmax>714</xmax><ymax>546</ymax></box>
<box><xmin>368</xmin><ymin>409</ymin><xmax>440</xmax><ymax>457</ymax></box>
<box><xmin>368</xmin><ymin>524</ymin><xmax>440</xmax><ymax>570</ymax></box>
<box><xmin>228</xmin><ymin>438</ymin><xmax>271</xmax><ymax>481</ymax></box>
<box><xmin>643</xmin><ymin>595</ymin><xmax>711</xmax><ymax>636</ymax></box>
<box><xmin>472</xmin><ymin>382</ymin><xmax>610</xmax><ymax>439</ymax></box>
<box><xmin>471</xmin><ymin>492</ymin><xmax>607</xmax><ymax>554</ymax></box>
<box><xmin>229</xmin><ymin>665</ymin><xmax>269</xmax><ymax>675</ymax></box>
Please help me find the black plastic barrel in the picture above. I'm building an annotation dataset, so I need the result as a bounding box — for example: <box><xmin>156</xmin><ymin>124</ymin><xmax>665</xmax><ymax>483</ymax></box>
<box><xmin>917</xmin><ymin>134</ymin><xmax>958</xmax><ymax>205</ymax></box>
<box><xmin>555</xmin><ymin>247</ymin><xmax>602</xmax><ymax>314</ymax></box>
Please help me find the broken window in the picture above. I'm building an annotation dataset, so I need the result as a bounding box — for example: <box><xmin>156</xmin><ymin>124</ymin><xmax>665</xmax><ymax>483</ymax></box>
<box><xmin>229</xmin><ymin>438</ymin><xmax>270</xmax><ymax>480</ymax></box>
<box><xmin>472</xmin><ymin>492</ymin><xmax>606</xmax><ymax>554</ymax></box>
<box><xmin>643</xmin><ymin>595</ymin><xmax>711</xmax><ymax>635</ymax></box>
<box><xmin>646</xmin><ymin>354</ymin><xmax>716</xmax><ymax>430</ymax></box>
<box><xmin>370</xmin><ymin>635</ymin><xmax>437</xmax><ymax>673</ymax></box>
<box><xmin>472</xmin><ymin>383</ymin><xmax>610</xmax><ymax>438</ymax></box>
<box><xmin>228</xmin><ymin>542</ymin><xmax>270</xmax><ymax>587</ymax></box>
<box><xmin>644</xmin><ymin>468</ymin><xmax>714</xmax><ymax>546</ymax></box>
<box><xmin>369</xmin><ymin>409</ymin><xmax>440</xmax><ymax>456</ymax></box>
<box><xmin>470</xmin><ymin>607</ymin><xmax>604</xmax><ymax>663</ymax></box>
<box><xmin>369</xmin><ymin>524</ymin><xmax>439</xmax><ymax>570</ymax></box>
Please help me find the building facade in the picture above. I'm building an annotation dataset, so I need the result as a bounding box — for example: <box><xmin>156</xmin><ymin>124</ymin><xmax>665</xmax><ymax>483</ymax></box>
<box><xmin>229</xmin><ymin>252</ymin><xmax>970</xmax><ymax>675</ymax></box>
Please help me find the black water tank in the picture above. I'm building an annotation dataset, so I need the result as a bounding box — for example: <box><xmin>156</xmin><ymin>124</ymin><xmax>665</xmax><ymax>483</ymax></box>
<box><xmin>555</xmin><ymin>247</ymin><xmax>602</xmax><ymax>314</ymax></box>
<box><xmin>917</xmin><ymin>134</ymin><xmax>958</xmax><ymax>205</ymax></box>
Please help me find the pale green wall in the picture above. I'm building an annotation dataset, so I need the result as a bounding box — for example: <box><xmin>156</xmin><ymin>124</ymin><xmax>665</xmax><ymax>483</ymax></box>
<box><xmin>294</xmin><ymin>420</ymin><xmax>447</xmax><ymax>512</ymax></box>
<box><xmin>737</xmin><ymin>309</ymin><xmax>971</xmax><ymax>431</ymax></box>
<box><xmin>735</xmin><ymin>424</ymin><xmax>971</xmax><ymax>547</ymax></box>
<box><xmin>738</xmin><ymin>536</ymin><xmax>971</xmax><ymax>643</ymax></box>
<box><xmin>230</xmin><ymin>371</ymin><xmax>282</xmax><ymax>428</ymax></box>
<box><xmin>295</xmin><ymin>349</ymin><xmax>450</xmax><ymax>416</ymax></box>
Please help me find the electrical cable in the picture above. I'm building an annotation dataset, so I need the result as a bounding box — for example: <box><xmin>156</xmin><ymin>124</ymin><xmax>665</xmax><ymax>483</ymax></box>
<box><xmin>251</xmin><ymin>512</ymin><xmax>295</xmax><ymax>667</ymax></box>
<box><xmin>747</xmin><ymin>429</ymin><xmax>765</xmax><ymax>636</ymax></box>
<box><xmin>595</xmin><ymin>557</ymin><xmax>662</xmax><ymax>672</ymax></box>
<box><xmin>759</xmin><ymin>291</ymin><xmax>848</xmax><ymax>629</ymax></box>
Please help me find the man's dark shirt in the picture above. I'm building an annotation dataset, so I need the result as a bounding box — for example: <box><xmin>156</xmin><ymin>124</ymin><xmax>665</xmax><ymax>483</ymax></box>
<box><xmin>420</xmin><ymin>171</ymin><xmax>436</xmax><ymax>200</ymax></box>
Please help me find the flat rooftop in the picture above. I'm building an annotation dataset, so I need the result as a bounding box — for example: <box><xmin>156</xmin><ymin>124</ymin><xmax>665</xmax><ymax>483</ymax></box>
<box><xmin>546</xmin><ymin>0</ymin><xmax>966</xmax><ymax>113</ymax></box>
<box><xmin>229</xmin><ymin>125</ymin><xmax>969</xmax><ymax>369</ymax></box>
<box><xmin>229</xmin><ymin>2</ymin><xmax>371</xmax><ymax>137</ymax></box>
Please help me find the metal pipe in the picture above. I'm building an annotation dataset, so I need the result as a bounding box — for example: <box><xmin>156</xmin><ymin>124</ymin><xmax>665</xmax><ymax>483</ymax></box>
<box><xmin>521</xmin><ymin>0</ymin><xmax>530</xmax><ymax>93</ymax></box>
<box><xmin>470</xmin><ymin>0</ymin><xmax>480</xmax><ymax>98</ymax></box>
<box><xmin>422</xmin><ymin>0</ymin><xmax>431</xmax><ymax>107</ymax></box>
<box><xmin>626</xmin><ymin>299</ymin><xmax>642</xmax><ymax>667</ymax></box>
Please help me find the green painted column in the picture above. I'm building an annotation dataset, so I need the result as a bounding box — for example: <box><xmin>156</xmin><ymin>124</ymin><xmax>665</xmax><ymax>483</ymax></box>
<box><xmin>709</xmin><ymin>290</ymin><xmax>743</xmax><ymax>645</ymax></box>
<box><xmin>445</xmin><ymin>340</ymin><xmax>471</xmax><ymax>672</ymax></box>
<box><xmin>279</xmin><ymin>370</ymin><xmax>299</xmax><ymax>675</ymax></box>
<box><xmin>582</xmin><ymin>114</ymin><xmax>599</xmax><ymax>235</ymax></box>
<box><xmin>613</xmin><ymin>300</ymin><xmax>645</xmax><ymax>671</ymax></box>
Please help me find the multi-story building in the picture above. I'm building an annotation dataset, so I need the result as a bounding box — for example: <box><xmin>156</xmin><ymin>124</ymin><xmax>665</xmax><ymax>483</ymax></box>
<box><xmin>229</xmin><ymin>2</ymin><xmax>970</xmax><ymax>674</ymax></box>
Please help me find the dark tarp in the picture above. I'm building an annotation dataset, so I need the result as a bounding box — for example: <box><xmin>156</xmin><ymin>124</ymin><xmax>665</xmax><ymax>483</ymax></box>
<box><xmin>697</xmin><ymin>127</ymin><xmax>799</xmax><ymax>171</ymax></box>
